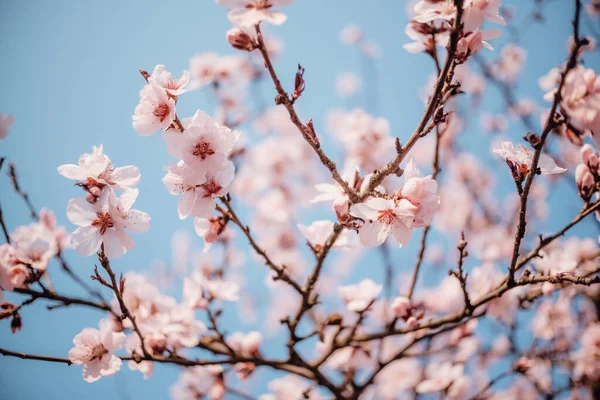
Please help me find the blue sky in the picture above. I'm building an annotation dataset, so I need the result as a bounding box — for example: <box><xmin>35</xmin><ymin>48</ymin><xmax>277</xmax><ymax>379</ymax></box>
<box><xmin>1</xmin><ymin>0</ymin><xmax>599</xmax><ymax>399</ymax></box>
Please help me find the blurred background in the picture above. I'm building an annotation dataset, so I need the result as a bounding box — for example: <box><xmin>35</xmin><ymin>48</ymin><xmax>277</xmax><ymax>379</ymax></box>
<box><xmin>1</xmin><ymin>0</ymin><xmax>599</xmax><ymax>398</ymax></box>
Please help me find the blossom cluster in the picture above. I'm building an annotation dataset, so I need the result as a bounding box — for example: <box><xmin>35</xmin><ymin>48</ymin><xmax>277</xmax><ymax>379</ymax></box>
<box><xmin>3</xmin><ymin>0</ymin><xmax>600</xmax><ymax>399</ymax></box>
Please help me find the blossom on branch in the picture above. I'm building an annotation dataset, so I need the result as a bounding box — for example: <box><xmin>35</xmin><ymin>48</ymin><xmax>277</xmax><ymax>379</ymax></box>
<box><xmin>68</xmin><ymin>320</ymin><xmax>126</xmax><ymax>383</ymax></box>
<box><xmin>216</xmin><ymin>0</ymin><xmax>294</xmax><ymax>27</ymax></box>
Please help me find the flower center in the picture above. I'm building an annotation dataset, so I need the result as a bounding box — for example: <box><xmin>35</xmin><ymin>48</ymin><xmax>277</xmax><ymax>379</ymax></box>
<box><xmin>92</xmin><ymin>212</ymin><xmax>114</xmax><ymax>235</ymax></box>
<box><xmin>377</xmin><ymin>209</ymin><xmax>397</xmax><ymax>225</ymax></box>
<box><xmin>90</xmin><ymin>344</ymin><xmax>108</xmax><ymax>361</ymax></box>
<box><xmin>201</xmin><ymin>179</ymin><xmax>223</xmax><ymax>198</ymax></box>
<box><xmin>192</xmin><ymin>140</ymin><xmax>216</xmax><ymax>160</ymax></box>
<box><xmin>153</xmin><ymin>103</ymin><xmax>171</xmax><ymax>122</ymax></box>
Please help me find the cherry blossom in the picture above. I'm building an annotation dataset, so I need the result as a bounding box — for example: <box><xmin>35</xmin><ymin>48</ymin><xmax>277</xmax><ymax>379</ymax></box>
<box><xmin>0</xmin><ymin>244</ymin><xmax>29</xmax><ymax>291</ymax></box>
<box><xmin>193</xmin><ymin>217</ymin><xmax>225</xmax><ymax>251</ymax></box>
<box><xmin>0</xmin><ymin>113</ymin><xmax>14</xmax><ymax>139</ymax></box>
<box><xmin>350</xmin><ymin>197</ymin><xmax>418</xmax><ymax>247</ymax></box>
<box><xmin>216</xmin><ymin>0</ymin><xmax>294</xmax><ymax>27</ymax></box>
<box><xmin>163</xmin><ymin>110</ymin><xmax>239</xmax><ymax>169</ymax></box>
<box><xmin>493</xmin><ymin>141</ymin><xmax>567</xmax><ymax>181</ymax></box>
<box><xmin>543</xmin><ymin>65</ymin><xmax>600</xmax><ymax>144</ymax></box>
<box><xmin>339</xmin><ymin>279</ymin><xmax>382</xmax><ymax>312</ymax></box>
<box><xmin>67</xmin><ymin>189</ymin><xmax>150</xmax><ymax>258</ymax></box>
<box><xmin>227</xmin><ymin>331</ymin><xmax>262</xmax><ymax>357</ymax></box>
<box><xmin>147</xmin><ymin>64</ymin><xmax>190</xmax><ymax>96</ymax></box>
<box><xmin>132</xmin><ymin>84</ymin><xmax>176</xmax><ymax>136</ymax></box>
<box><xmin>400</xmin><ymin>157</ymin><xmax>440</xmax><ymax>227</ymax></box>
<box><xmin>68</xmin><ymin>320</ymin><xmax>126</xmax><ymax>382</ymax></box>
<box><xmin>297</xmin><ymin>220</ymin><xmax>354</xmax><ymax>251</ymax></box>
<box><xmin>58</xmin><ymin>145</ymin><xmax>141</xmax><ymax>193</ymax></box>
<box><xmin>416</xmin><ymin>362</ymin><xmax>465</xmax><ymax>394</ymax></box>
<box><xmin>171</xmin><ymin>366</ymin><xmax>225</xmax><ymax>400</ymax></box>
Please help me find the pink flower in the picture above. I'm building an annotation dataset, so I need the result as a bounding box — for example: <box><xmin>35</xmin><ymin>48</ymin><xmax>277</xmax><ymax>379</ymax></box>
<box><xmin>350</xmin><ymin>198</ymin><xmax>418</xmax><ymax>247</ymax></box>
<box><xmin>163</xmin><ymin>110</ymin><xmax>240</xmax><ymax>170</ymax></box>
<box><xmin>390</xmin><ymin>296</ymin><xmax>411</xmax><ymax>318</ymax></box>
<box><xmin>493</xmin><ymin>141</ymin><xmax>567</xmax><ymax>178</ymax></box>
<box><xmin>68</xmin><ymin>320</ymin><xmax>126</xmax><ymax>382</ymax></box>
<box><xmin>334</xmin><ymin>72</ymin><xmax>361</xmax><ymax>98</ymax></box>
<box><xmin>58</xmin><ymin>145</ymin><xmax>141</xmax><ymax>192</ymax></box>
<box><xmin>0</xmin><ymin>113</ymin><xmax>14</xmax><ymax>139</ymax></box>
<box><xmin>67</xmin><ymin>189</ymin><xmax>150</xmax><ymax>258</ymax></box>
<box><xmin>400</xmin><ymin>157</ymin><xmax>440</xmax><ymax>227</ymax></box>
<box><xmin>132</xmin><ymin>84</ymin><xmax>176</xmax><ymax>136</ymax></box>
<box><xmin>543</xmin><ymin>65</ymin><xmax>600</xmax><ymax>143</ymax></box>
<box><xmin>574</xmin><ymin>323</ymin><xmax>600</xmax><ymax>380</ymax></box>
<box><xmin>227</xmin><ymin>331</ymin><xmax>262</xmax><ymax>357</ymax></box>
<box><xmin>456</xmin><ymin>29</ymin><xmax>502</xmax><ymax>61</ymax></box>
<box><xmin>171</xmin><ymin>366</ymin><xmax>225</xmax><ymax>400</ymax></box>
<box><xmin>163</xmin><ymin>160</ymin><xmax>235</xmax><ymax>219</ymax></box>
<box><xmin>297</xmin><ymin>220</ymin><xmax>354</xmax><ymax>251</ymax></box>
<box><xmin>11</xmin><ymin>223</ymin><xmax>57</xmax><ymax>271</ymax></box>
<box><xmin>147</xmin><ymin>64</ymin><xmax>190</xmax><ymax>96</ymax></box>
<box><xmin>413</xmin><ymin>0</ymin><xmax>457</xmax><ymax>24</ymax></box>
<box><xmin>403</xmin><ymin>20</ymin><xmax>450</xmax><ymax>54</ymax></box>
<box><xmin>463</xmin><ymin>0</ymin><xmax>506</xmax><ymax>31</ymax></box>
<box><xmin>416</xmin><ymin>362</ymin><xmax>464</xmax><ymax>394</ymax></box>
<box><xmin>216</xmin><ymin>0</ymin><xmax>294</xmax><ymax>27</ymax></box>
<box><xmin>0</xmin><ymin>244</ymin><xmax>30</xmax><ymax>291</ymax></box>
<box><xmin>261</xmin><ymin>375</ymin><xmax>324</xmax><ymax>400</ymax></box>
<box><xmin>339</xmin><ymin>279</ymin><xmax>382</xmax><ymax>312</ymax></box>
<box><xmin>576</xmin><ymin>164</ymin><xmax>595</xmax><ymax>199</ymax></box>
<box><xmin>194</xmin><ymin>217</ymin><xmax>224</xmax><ymax>251</ymax></box>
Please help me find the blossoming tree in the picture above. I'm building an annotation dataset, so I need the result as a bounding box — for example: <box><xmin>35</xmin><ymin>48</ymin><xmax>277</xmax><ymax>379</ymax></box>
<box><xmin>2</xmin><ymin>0</ymin><xmax>600</xmax><ymax>398</ymax></box>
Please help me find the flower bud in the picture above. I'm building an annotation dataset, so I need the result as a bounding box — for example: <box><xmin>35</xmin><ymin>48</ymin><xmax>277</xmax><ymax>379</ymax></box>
<box><xmin>226</xmin><ymin>28</ymin><xmax>256</xmax><ymax>52</ymax></box>
<box><xmin>576</xmin><ymin>164</ymin><xmax>595</xmax><ymax>200</ymax></box>
<box><xmin>390</xmin><ymin>296</ymin><xmax>411</xmax><ymax>319</ymax></box>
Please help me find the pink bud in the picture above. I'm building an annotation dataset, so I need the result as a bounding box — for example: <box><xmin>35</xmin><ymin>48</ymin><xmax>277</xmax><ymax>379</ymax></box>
<box><xmin>85</xmin><ymin>193</ymin><xmax>96</xmax><ymax>204</ymax></box>
<box><xmin>581</xmin><ymin>144</ymin><xmax>599</xmax><ymax>171</ymax></box>
<box><xmin>390</xmin><ymin>296</ymin><xmax>411</xmax><ymax>319</ymax></box>
<box><xmin>576</xmin><ymin>164</ymin><xmax>595</xmax><ymax>199</ymax></box>
<box><xmin>226</xmin><ymin>28</ymin><xmax>256</xmax><ymax>52</ymax></box>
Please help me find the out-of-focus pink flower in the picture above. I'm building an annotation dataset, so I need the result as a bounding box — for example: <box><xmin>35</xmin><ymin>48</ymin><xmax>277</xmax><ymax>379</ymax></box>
<box><xmin>68</xmin><ymin>320</ymin><xmax>126</xmax><ymax>382</ymax></box>
<box><xmin>147</xmin><ymin>64</ymin><xmax>190</xmax><ymax>96</ymax></box>
<box><xmin>390</xmin><ymin>296</ymin><xmax>411</xmax><ymax>318</ymax></box>
<box><xmin>260</xmin><ymin>374</ymin><xmax>324</xmax><ymax>400</ymax></box>
<box><xmin>216</xmin><ymin>0</ymin><xmax>294</xmax><ymax>27</ymax></box>
<box><xmin>297</xmin><ymin>220</ymin><xmax>354</xmax><ymax>251</ymax></box>
<box><xmin>416</xmin><ymin>362</ymin><xmax>464</xmax><ymax>394</ymax></box>
<box><xmin>227</xmin><ymin>331</ymin><xmax>262</xmax><ymax>357</ymax></box>
<box><xmin>0</xmin><ymin>113</ymin><xmax>14</xmax><ymax>139</ymax></box>
<box><xmin>576</xmin><ymin>164</ymin><xmax>595</xmax><ymax>199</ymax></box>
<box><xmin>350</xmin><ymin>197</ymin><xmax>417</xmax><ymax>247</ymax></box>
<box><xmin>573</xmin><ymin>323</ymin><xmax>600</xmax><ymax>380</ymax></box>
<box><xmin>339</xmin><ymin>25</ymin><xmax>363</xmax><ymax>45</ymax></box>
<box><xmin>339</xmin><ymin>279</ymin><xmax>382</xmax><ymax>312</ymax></box>
<box><xmin>132</xmin><ymin>84</ymin><xmax>176</xmax><ymax>136</ymax></box>
<box><xmin>67</xmin><ymin>189</ymin><xmax>150</xmax><ymax>258</ymax></box>
<box><xmin>334</xmin><ymin>72</ymin><xmax>361</xmax><ymax>98</ymax></box>
<box><xmin>542</xmin><ymin>65</ymin><xmax>600</xmax><ymax>144</ymax></box>
<box><xmin>171</xmin><ymin>366</ymin><xmax>225</xmax><ymax>400</ymax></box>
<box><xmin>0</xmin><ymin>244</ymin><xmax>29</xmax><ymax>291</ymax></box>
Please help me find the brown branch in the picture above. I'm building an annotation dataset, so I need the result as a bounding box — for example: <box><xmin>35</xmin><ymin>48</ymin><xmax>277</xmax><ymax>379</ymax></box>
<box><xmin>507</xmin><ymin>0</ymin><xmax>583</xmax><ymax>285</ymax></box>
<box><xmin>254</xmin><ymin>24</ymin><xmax>358</xmax><ymax>203</ymax></box>
<box><xmin>0</xmin><ymin>347</ymin><xmax>73</xmax><ymax>365</ymax></box>
<box><xmin>218</xmin><ymin>198</ymin><xmax>303</xmax><ymax>294</ymax></box>
<box><xmin>14</xmin><ymin>287</ymin><xmax>112</xmax><ymax>313</ymax></box>
<box><xmin>98</xmin><ymin>247</ymin><xmax>150</xmax><ymax>358</ymax></box>
<box><xmin>361</xmin><ymin>0</ymin><xmax>464</xmax><ymax>197</ymax></box>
